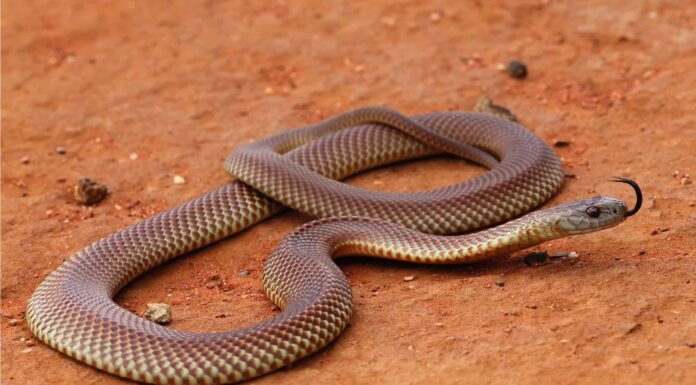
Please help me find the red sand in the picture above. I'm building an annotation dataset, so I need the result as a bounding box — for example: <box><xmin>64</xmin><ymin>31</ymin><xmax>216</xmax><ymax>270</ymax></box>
<box><xmin>2</xmin><ymin>1</ymin><xmax>694</xmax><ymax>384</ymax></box>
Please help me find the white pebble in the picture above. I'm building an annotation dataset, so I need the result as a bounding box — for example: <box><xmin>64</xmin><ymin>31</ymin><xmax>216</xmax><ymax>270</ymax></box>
<box><xmin>129</xmin><ymin>152</ymin><xmax>138</xmax><ymax>160</ymax></box>
<box><xmin>144</xmin><ymin>303</ymin><xmax>172</xmax><ymax>324</ymax></box>
<box><xmin>568</xmin><ymin>251</ymin><xmax>578</xmax><ymax>259</ymax></box>
<box><xmin>173</xmin><ymin>175</ymin><xmax>186</xmax><ymax>185</ymax></box>
<box><xmin>403</xmin><ymin>276</ymin><xmax>416</xmax><ymax>282</ymax></box>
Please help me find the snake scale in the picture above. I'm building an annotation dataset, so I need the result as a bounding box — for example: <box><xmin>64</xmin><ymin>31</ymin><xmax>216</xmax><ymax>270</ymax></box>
<box><xmin>27</xmin><ymin>107</ymin><xmax>639</xmax><ymax>384</ymax></box>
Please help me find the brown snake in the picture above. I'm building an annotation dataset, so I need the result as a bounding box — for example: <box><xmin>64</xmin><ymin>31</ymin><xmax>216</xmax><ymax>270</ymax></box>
<box><xmin>27</xmin><ymin>107</ymin><xmax>640</xmax><ymax>384</ymax></box>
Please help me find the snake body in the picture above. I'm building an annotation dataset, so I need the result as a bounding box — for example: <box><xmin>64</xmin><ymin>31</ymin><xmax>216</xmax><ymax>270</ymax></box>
<box><xmin>28</xmin><ymin>107</ymin><xmax>627</xmax><ymax>384</ymax></box>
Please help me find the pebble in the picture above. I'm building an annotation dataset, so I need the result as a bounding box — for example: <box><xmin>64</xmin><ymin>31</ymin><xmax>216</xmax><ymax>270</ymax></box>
<box><xmin>508</xmin><ymin>60</ymin><xmax>528</xmax><ymax>79</ymax></box>
<box><xmin>403</xmin><ymin>276</ymin><xmax>416</xmax><ymax>282</ymax></box>
<box><xmin>25</xmin><ymin>339</ymin><xmax>35</xmax><ymax>347</ymax></box>
<box><xmin>496</xmin><ymin>62</ymin><xmax>506</xmax><ymax>71</ymax></box>
<box><xmin>143</xmin><ymin>303</ymin><xmax>172</xmax><ymax>324</ymax></box>
<box><xmin>681</xmin><ymin>175</ymin><xmax>692</xmax><ymax>185</ymax></box>
<box><xmin>21</xmin><ymin>348</ymin><xmax>33</xmax><ymax>354</ymax></box>
<box><xmin>568</xmin><ymin>251</ymin><xmax>578</xmax><ymax>259</ymax></box>
<box><xmin>625</xmin><ymin>322</ymin><xmax>642</xmax><ymax>335</ymax></box>
<box><xmin>495</xmin><ymin>279</ymin><xmax>505</xmax><ymax>287</ymax></box>
<box><xmin>238</xmin><ymin>269</ymin><xmax>250</xmax><ymax>277</ymax></box>
<box><xmin>73</xmin><ymin>177</ymin><xmax>108</xmax><ymax>205</ymax></box>
<box><xmin>20</xmin><ymin>156</ymin><xmax>30</xmax><ymax>164</ymax></box>
<box><xmin>473</xmin><ymin>96</ymin><xmax>517</xmax><ymax>121</ymax></box>
<box><xmin>8</xmin><ymin>318</ymin><xmax>19</xmax><ymax>326</ymax></box>
<box><xmin>130</xmin><ymin>152</ymin><xmax>138</xmax><ymax>160</ymax></box>
<box><xmin>173</xmin><ymin>175</ymin><xmax>186</xmax><ymax>185</ymax></box>
<box><xmin>553</xmin><ymin>140</ymin><xmax>572</xmax><ymax>148</ymax></box>
<box><xmin>56</xmin><ymin>146</ymin><xmax>66</xmax><ymax>155</ymax></box>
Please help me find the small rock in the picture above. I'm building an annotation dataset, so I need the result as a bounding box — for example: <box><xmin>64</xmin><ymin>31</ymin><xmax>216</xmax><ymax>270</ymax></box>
<box><xmin>495</xmin><ymin>279</ymin><xmax>505</xmax><ymax>287</ymax></box>
<box><xmin>21</xmin><ymin>348</ymin><xmax>33</xmax><ymax>354</ymax></box>
<box><xmin>473</xmin><ymin>96</ymin><xmax>517</xmax><ymax>121</ymax></box>
<box><xmin>684</xmin><ymin>341</ymin><xmax>696</xmax><ymax>348</ymax></box>
<box><xmin>129</xmin><ymin>152</ymin><xmax>138</xmax><ymax>161</ymax></box>
<box><xmin>639</xmin><ymin>249</ymin><xmax>646</xmax><ymax>256</ymax></box>
<box><xmin>238</xmin><ymin>269</ymin><xmax>250</xmax><ymax>277</ymax></box>
<box><xmin>553</xmin><ymin>140</ymin><xmax>571</xmax><ymax>148</ymax></box>
<box><xmin>435</xmin><ymin>322</ymin><xmax>444</xmax><ymax>327</ymax></box>
<box><xmin>73</xmin><ymin>177</ymin><xmax>108</xmax><ymax>205</ymax></box>
<box><xmin>403</xmin><ymin>276</ymin><xmax>416</xmax><ymax>282</ymax></box>
<box><xmin>56</xmin><ymin>147</ymin><xmax>66</xmax><ymax>155</ymax></box>
<box><xmin>567</xmin><ymin>251</ymin><xmax>578</xmax><ymax>259</ymax></box>
<box><xmin>370</xmin><ymin>285</ymin><xmax>381</xmax><ymax>292</ymax></box>
<box><xmin>508</xmin><ymin>60</ymin><xmax>528</xmax><ymax>79</ymax></box>
<box><xmin>526</xmin><ymin>304</ymin><xmax>538</xmax><ymax>309</ymax></box>
<box><xmin>173</xmin><ymin>175</ymin><xmax>186</xmax><ymax>185</ymax></box>
<box><xmin>8</xmin><ymin>318</ymin><xmax>19</xmax><ymax>326</ymax></box>
<box><xmin>20</xmin><ymin>156</ymin><xmax>30</xmax><ymax>164</ymax></box>
<box><xmin>496</xmin><ymin>62</ymin><xmax>506</xmax><ymax>71</ymax></box>
<box><xmin>625</xmin><ymin>322</ymin><xmax>642</xmax><ymax>335</ymax></box>
<box><xmin>144</xmin><ymin>303</ymin><xmax>172</xmax><ymax>324</ymax></box>
<box><xmin>681</xmin><ymin>175</ymin><xmax>692</xmax><ymax>185</ymax></box>
<box><xmin>206</xmin><ymin>282</ymin><xmax>216</xmax><ymax>289</ymax></box>
<box><xmin>25</xmin><ymin>339</ymin><xmax>35</xmax><ymax>347</ymax></box>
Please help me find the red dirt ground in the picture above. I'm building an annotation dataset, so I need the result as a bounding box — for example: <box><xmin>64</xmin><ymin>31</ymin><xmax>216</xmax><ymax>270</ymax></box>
<box><xmin>2</xmin><ymin>1</ymin><xmax>695</xmax><ymax>384</ymax></box>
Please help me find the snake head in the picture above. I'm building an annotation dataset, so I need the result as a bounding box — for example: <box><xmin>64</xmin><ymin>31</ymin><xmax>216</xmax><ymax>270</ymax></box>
<box><xmin>553</xmin><ymin>178</ymin><xmax>641</xmax><ymax>235</ymax></box>
<box><xmin>554</xmin><ymin>196</ymin><xmax>628</xmax><ymax>235</ymax></box>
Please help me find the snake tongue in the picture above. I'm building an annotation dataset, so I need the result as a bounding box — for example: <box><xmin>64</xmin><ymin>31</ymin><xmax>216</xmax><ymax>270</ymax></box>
<box><xmin>609</xmin><ymin>177</ymin><xmax>642</xmax><ymax>217</ymax></box>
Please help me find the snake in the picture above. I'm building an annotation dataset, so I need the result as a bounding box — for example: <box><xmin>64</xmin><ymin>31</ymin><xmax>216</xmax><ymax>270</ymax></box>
<box><xmin>26</xmin><ymin>106</ymin><xmax>641</xmax><ymax>384</ymax></box>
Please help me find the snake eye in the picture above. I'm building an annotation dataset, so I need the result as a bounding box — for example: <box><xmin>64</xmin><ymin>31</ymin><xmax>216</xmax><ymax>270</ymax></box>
<box><xmin>586</xmin><ymin>206</ymin><xmax>601</xmax><ymax>218</ymax></box>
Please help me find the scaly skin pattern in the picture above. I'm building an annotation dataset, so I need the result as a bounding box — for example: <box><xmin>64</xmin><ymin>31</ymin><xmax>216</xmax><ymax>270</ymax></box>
<box><xmin>27</xmin><ymin>108</ymin><xmax>565</xmax><ymax>384</ymax></box>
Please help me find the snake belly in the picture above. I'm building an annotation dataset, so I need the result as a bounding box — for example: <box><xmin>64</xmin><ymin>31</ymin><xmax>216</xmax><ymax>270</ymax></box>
<box><xmin>27</xmin><ymin>108</ymin><xmax>564</xmax><ymax>384</ymax></box>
